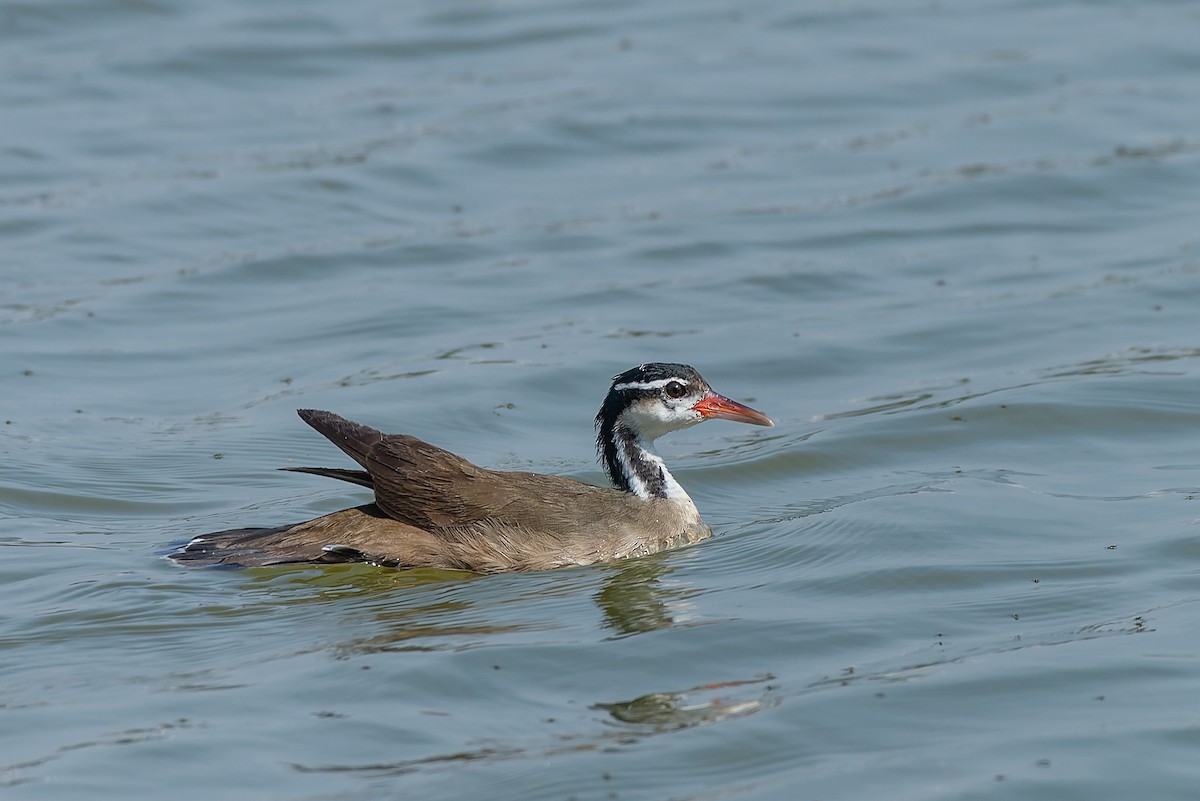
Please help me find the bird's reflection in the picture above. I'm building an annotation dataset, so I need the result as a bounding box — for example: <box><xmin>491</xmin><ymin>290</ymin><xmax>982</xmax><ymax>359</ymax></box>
<box><xmin>594</xmin><ymin>674</ymin><xmax>778</xmax><ymax>731</ymax></box>
<box><xmin>594</xmin><ymin>553</ymin><xmax>697</xmax><ymax>636</ymax></box>
<box><xmin>221</xmin><ymin>550</ymin><xmax>700</xmax><ymax>652</ymax></box>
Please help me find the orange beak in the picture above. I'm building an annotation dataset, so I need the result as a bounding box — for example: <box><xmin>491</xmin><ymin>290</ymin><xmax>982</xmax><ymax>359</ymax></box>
<box><xmin>692</xmin><ymin>392</ymin><xmax>774</xmax><ymax>427</ymax></box>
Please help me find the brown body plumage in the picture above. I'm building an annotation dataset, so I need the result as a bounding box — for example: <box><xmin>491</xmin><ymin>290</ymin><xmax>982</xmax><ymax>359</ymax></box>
<box><xmin>171</xmin><ymin>364</ymin><xmax>771</xmax><ymax>573</ymax></box>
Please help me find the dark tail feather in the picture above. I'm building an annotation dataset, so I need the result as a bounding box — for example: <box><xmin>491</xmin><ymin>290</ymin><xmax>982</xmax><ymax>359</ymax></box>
<box><xmin>169</xmin><ymin>524</ymin><xmax>370</xmax><ymax>567</ymax></box>
<box><xmin>295</xmin><ymin>409</ymin><xmax>382</xmax><ymax>471</ymax></box>
<box><xmin>169</xmin><ymin>525</ymin><xmax>299</xmax><ymax>567</ymax></box>
<box><xmin>280</xmin><ymin>466</ymin><xmax>375</xmax><ymax>489</ymax></box>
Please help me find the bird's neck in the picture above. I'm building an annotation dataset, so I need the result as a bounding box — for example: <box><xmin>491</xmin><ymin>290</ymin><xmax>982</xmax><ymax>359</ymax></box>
<box><xmin>599</xmin><ymin>419</ymin><xmax>691</xmax><ymax>502</ymax></box>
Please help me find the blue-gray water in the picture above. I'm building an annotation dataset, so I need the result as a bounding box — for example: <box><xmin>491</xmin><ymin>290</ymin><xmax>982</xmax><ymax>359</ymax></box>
<box><xmin>4</xmin><ymin>0</ymin><xmax>1200</xmax><ymax>798</ymax></box>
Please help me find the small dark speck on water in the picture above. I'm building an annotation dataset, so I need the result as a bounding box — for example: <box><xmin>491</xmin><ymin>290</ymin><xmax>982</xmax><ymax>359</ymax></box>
<box><xmin>1032</xmin><ymin>578</ymin><xmax>1040</xmax><ymax>584</ymax></box>
<box><xmin>1107</xmin><ymin>544</ymin><xmax>1117</xmax><ymax>550</ymax></box>
<box><xmin>22</xmin><ymin>369</ymin><xmax>33</xmax><ymax>376</ymax></box>
<box><xmin>212</xmin><ymin>453</ymin><xmax>223</xmax><ymax>460</ymax></box>
<box><xmin>951</xmin><ymin>415</ymin><xmax>963</xmax><ymax>421</ymax></box>
<box><xmin>1012</xmin><ymin>614</ymin><xmax>1020</xmax><ymax>620</ymax></box>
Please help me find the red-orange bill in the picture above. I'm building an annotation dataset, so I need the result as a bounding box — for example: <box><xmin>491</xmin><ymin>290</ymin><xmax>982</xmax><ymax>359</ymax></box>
<box><xmin>692</xmin><ymin>393</ymin><xmax>773</xmax><ymax>427</ymax></box>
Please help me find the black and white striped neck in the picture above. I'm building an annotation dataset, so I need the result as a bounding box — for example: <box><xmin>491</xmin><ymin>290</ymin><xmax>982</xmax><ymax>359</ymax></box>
<box><xmin>596</xmin><ymin>416</ymin><xmax>690</xmax><ymax>501</ymax></box>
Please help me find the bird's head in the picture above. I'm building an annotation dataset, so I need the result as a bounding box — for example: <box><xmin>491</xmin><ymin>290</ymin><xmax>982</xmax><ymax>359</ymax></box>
<box><xmin>596</xmin><ymin>362</ymin><xmax>773</xmax><ymax>443</ymax></box>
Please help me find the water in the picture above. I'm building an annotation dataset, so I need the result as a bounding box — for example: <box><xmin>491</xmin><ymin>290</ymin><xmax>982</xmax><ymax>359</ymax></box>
<box><xmin>4</xmin><ymin>0</ymin><xmax>1200</xmax><ymax>798</ymax></box>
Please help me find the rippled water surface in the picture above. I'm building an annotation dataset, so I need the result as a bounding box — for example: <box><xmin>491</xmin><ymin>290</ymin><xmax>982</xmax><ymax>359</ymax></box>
<box><xmin>4</xmin><ymin>0</ymin><xmax>1200</xmax><ymax>798</ymax></box>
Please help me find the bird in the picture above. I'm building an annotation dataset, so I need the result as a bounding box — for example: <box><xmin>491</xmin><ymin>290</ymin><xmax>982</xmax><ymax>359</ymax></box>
<box><xmin>171</xmin><ymin>363</ymin><xmax>772</xmax><ymax>573</ymax></box>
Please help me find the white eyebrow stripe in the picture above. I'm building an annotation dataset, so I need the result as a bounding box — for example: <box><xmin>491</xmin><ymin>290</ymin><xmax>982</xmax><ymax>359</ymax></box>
<box><xmin>613</xmin><ymin>377</ymin><xmax>688</xmax><ymax>392</ymax></box>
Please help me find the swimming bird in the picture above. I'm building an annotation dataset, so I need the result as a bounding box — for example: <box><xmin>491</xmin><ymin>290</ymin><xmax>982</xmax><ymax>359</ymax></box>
<box><xmin>171</xmin><ymin>363</ymin><xmax>772</xmax><ymax>572</ymax></box>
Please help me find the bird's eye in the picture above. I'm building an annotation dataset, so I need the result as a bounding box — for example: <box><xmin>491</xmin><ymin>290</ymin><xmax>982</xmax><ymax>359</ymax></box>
<box><xmin>664</xmin><ymin>381</ymin><xmax>687</xmax><ymax>399</ymax></box>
